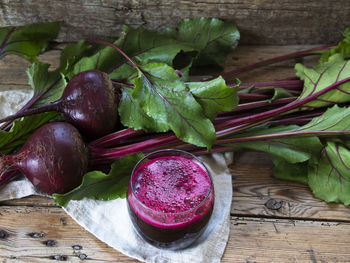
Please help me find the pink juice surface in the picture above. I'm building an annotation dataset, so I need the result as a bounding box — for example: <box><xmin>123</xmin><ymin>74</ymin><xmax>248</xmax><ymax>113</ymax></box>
<box><xmin>135</xmin><ymin>156</ymin><xmax>210</xmax><ymax>211</ymax></box>
<box><xmin>128</xmin><ymin>156</ymin><xmax>214</xmax><ymax>245</ymax></box>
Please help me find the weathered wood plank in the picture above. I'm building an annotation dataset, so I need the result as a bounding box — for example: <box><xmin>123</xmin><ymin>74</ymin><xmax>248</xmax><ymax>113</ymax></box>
<box><xmin>0</xmin><ymin>0</ymin><xmax>349</xmax><ymax>44</ymax></box>
<box><xmin>0</xmin><ymin>195</ymin><xmax>56</xmax><ymax>207</ymax></box>
<box><xmin>0</xmin><ymin>49</ymin><xmax>61</xmax><ymax>88</ymax></box>
<box><xmin>0</xmin><ymin>55</ymin><xmax>30</xmax><ymax>87</ymax></box>
<box><xmin>222</xmin><ymin>217</ymin><xmax>350</xmax><ymax>263</ymax></box>
<box><xmin>1</xmin><ymin>205</ymin><xmax>350</xmax><ymax>262</ymax></box>
<box><xmin>223</xmin><ymin>44</ymin><xmax>319</xmax><ymax>82</ymax></box>
<box><xmin>0</xmin><ymin>206</ymin><xmax>136</xmax><ymax>262</ymax></box>
<box><xmin>230</xmin><ymin>151</ymin><xmax>350</xmax><ymax>222</ymax></box>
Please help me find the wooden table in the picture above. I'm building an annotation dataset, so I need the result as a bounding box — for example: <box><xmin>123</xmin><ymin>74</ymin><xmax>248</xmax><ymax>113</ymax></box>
<box><xmin>0</xmin><ymin>45</ymin><xmax>350</xmax><ymax>262</ymax></box>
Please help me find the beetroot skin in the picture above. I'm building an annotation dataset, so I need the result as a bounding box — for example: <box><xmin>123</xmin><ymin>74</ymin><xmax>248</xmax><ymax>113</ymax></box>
<box><xmin>61</xmin><ymin>70</ymin><xmax>119</xmax><ymax>138</ymax></box>
<box><xmin>0</xmin><ymin>122</ymin><xmax>89</xmax><ymax>194</ymax></box>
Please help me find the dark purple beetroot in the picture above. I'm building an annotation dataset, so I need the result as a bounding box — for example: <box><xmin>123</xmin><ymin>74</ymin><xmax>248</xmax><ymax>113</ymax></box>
<box><xmin>61</xmin><ymin>70</ymin><xmax>118</xmax><ymax>138</ymax></box>
<box><xmin>0</xmin><ymin>122</ymin><xmax>89</xmax><ymax>194</ymax></box>
<box><xmin>0</xmin><ymin>70</ymin><xmax>119</xmax><ymax>139</ymax></box>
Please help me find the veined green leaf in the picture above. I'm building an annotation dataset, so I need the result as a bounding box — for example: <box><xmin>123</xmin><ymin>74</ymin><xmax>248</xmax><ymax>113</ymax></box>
<box><xmin>226</xmin><ymin>105</ymin><xmax>350</xmax><ymax>164</ymax></box>
<box><xmin>267</xmin><ymin>87</ymin><xmax>294</xmax><ymax>102</ymax></box>
<box><xmin>318</xmin><ymin>27</ymin><xmax>350</xmax><ymax>64</ymax></box>
<box><xmin>58</xmin><ymin>40</ymin><xmax>96</xmax><ymax>76</ymax></box>
<box><xmin>118</xmin><ymin>85</ymin><xmax>160</xmax><ymax>131</ymax></box>
<box><xmin>0</xmin><ymin>22</ymin><xmax>59</xmax><ymax>61</ymax></box>
<box><xmin>0</xmin><ymin>112</ymin><xmax>58</xmax><ymax>154</ymax></box>
<box><xmin>163</xmin><ymin>17</ymin><xmax>240</xmax><ymax>68</ymax></box>
<box><xmin>226</xmin><ymin>125</ymin><xmax>323</xmax><ymax>163</ymax></box>
<box><xmin>119</xmin><ymin>64</ymin><xmax>237</xmax><ymax>147</ymax></box>
<box><xmin>186</xmin><ymin>76</ymin><xmax>239</xmax><ymax>120</ymax></box>
<box><xmin>308</xmin><ymin>141</ymin><xmax>350</xmax><ymax>205</ymax></box>
<box><xmin>26</xmin><ymin>62</ymin><xmax>66</xmax><ymax>106</ymax></box>
<box><xmin>294</xmin><ymin>105</ymin><xmax>350</xmax><ymax>133</ymax></box>
<box><xmin>72</xmin><ymin>25</ymin><xmax>196</xmax><ymax>80</ymax></box>
<box><xmin>295</xmin><ymin>54</ymin><xmax>350</xmax><ymax>109</ymax></box>
<box><xmin>229</xmin><ymin>106</ymin><xmax>350</xmax><ymax>203</ymax></box>
<box><xmin>71</xmin><ymin>17</ymin><xmax>239</xmax><ymax>80</ymax></box>
<box><xmin>131</xmin><ymin>63</ymin><xmax>216</xmax><ymax>148</ymax></box>
<box><xmin>238</xmin><ymin>86</ymin><xmax>293</xmax><ymax>103</ymax></box>
<box><xmin>117</xmin><ymin>25</ymin><xmax>195</xmax><ymax>67</ymax></box>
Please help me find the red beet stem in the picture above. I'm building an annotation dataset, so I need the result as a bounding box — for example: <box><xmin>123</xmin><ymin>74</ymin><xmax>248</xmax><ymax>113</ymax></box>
<box><xmin>0</xmin><ymin>100</ymin><xmax>61</xmax><ymax>124</ymax></box>
<box><xmin>89</xmin><ymin>77</ymin><xmax>350</xmax><ymax>164</ymax></box>
<box><xmin>89</xmin><ymin>128</ymin><xmax>145</xmax><ymax>147</ymax></box>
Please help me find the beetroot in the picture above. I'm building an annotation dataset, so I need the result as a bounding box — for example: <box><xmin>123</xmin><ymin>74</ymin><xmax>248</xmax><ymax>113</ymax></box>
<box><xmin>0</xmin><ymin>122</ymin><xmax>89</xmax><ymax>194</ymax></box>
<box><xmin>0</xmin><ymin>70</ymin><xmax>119</xmax><ymax>139</ymax></box>
<box><xmin>60</xmin><ymin>70</ymin><xmax>118</xmax><ymax>138</ymax></box>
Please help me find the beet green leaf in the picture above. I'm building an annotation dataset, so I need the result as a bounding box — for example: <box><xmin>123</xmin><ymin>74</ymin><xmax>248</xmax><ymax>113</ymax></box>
<box><xmin>118</xmin><ymin>63</ymin><xmax>236</xmax><ymax>147</ymax></box>
<box><xmin>186</xmin><ymin>76</ymin><xmax>239</xmax><ymax>120</ymax></box>
<box><xmin>308</xmin><ymin>141</ymin><xmax>350</xmax><ymax>205</ymax></box>
<box><xmin>26</xmin><ymin>62</ymin><xmax>66</xmax><ymax>106</ymax></box>
<box><xmin>231</xmin><ymin>105</ymin><xmax>350</xmax><ymax>205</ymax></box>
<box><xmin>58</xmin><ymin>40</ymin><xmax>97</xmax><ymax>76</ymax></box>
<box><xmin>118</xmin><ymin>85</ymin><xmax>160</xmax><ymax>132</ymax></box>
<box><xmin>71</xmin><ymin>17</ymin><xmax>239</xmax><ymax>80</ymax></box>
<box><xmin>0</xmin><ymin>112</ymin><xmax>58</xmax><ymax>154</ymax></box>
<box><xmin>163</xmin><ymin>17</ymin><xmax>240</xmax><ymax>68</ymax></box>
<box><xmin>238</xmin><ymin>85</ymin><xmax>294</xmax><ymax>103</ymax></box>
<box><xmin>53</xmin><ymin>153</ymin><xmax>144</xmax><ymax>207</ymax></box>
<box><xmin>265</xmin><ymin>87</ymin><xmax>294</xmax><ymax>102</ymax></box>
<box><xmin>0</xmin><ymin>22</ymin><xmax>59</xmax><ymax>61</ymax></box>
<box><xmin>225</xmin><ymin>105</ymin><xmax>350</xmax><ymax>163</ymax></box>
<box><xmin>71</xmin><ymin>25</ymin><xmax>196</xmax><ymax>80</ymax></box>
<box><xmin>294</xmin><ymin>105</ymin><xmax>350</xmax><ymax>133</ymax></box>
<box><xmin>132</xmin><ymin>63</ymin><xmax>217</xmax><ymax>148</ymax></box>
<box><xmin>116</xmin><ymin>25</ymin><xmax>195</xmax><ymax>67</ymax></box>
<box><xmin>318</xmin><ymin>28</ymin><xmax>350</xmax><ymax>64</ymax></box>
<box><xmin>295</xmin><ymin>54</ymin><xmax>350</xmax><ymax>109</ymax></box>
<box><xmin>0</xmin><ymin>60</ymin><xmax>67</xmax><ymax>154</ymax></box>
<box><xmin>228</xmin><ymin>125</ymin><xmax>323</xmax><ymax>163</ymax></box>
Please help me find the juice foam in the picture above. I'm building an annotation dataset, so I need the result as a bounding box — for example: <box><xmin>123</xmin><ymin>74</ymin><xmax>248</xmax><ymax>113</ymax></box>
<box><xmin>129</xmin><ymin>155</ymin><xmax>213</xmax><ymax>229</ymax></box>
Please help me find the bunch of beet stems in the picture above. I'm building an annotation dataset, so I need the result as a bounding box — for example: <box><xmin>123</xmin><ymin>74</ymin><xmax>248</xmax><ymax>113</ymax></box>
<box><xmin>85</xmin><ymin>42</ymin><xmax>350</xmax><ymax>165</ymax></box>
<box><xmin>89</xmin><ymin>73</ymin><xmax>350</xmax><ymax>165</ymax></box>
<box><xmin>2</xmin><ymin>42</ymin><xmax>349</xmax><ymax>168</ymax></box>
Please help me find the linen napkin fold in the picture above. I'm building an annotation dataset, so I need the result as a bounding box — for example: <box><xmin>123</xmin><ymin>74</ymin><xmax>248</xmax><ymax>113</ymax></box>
<box><xmin>0</xmin><ymin>89</ymin><xmax>233</xmax><ymax>263</ymax></box>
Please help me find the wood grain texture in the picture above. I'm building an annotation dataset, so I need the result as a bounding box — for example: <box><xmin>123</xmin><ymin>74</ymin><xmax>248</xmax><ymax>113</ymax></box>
<box><xmin>0</xmin><ymin>205</ymin><xmax>350</xmax><ymax>262</ymax></box>
<box><xmin>222</xmin><ymin>217</ymin><xmax>350</xmax><ymax>263</ymax></box>
<box><xmin>223</xmin><ymin>44</ymin><xmax>320</xmax><ymax>82</ymax></box>
<box><xmin>0</xmin><ymin>0</ymin><xmax>349</xmax><ymax>44</ymax></box>
<box><xmin>230</xmin><ymin>151</ymin><xmax>350</xmax><ymax>222</ymax></box>
<box><xmin>0</xmin><ymin>206</ymin><xmax>136</xmax><ymax>262</ymax></box>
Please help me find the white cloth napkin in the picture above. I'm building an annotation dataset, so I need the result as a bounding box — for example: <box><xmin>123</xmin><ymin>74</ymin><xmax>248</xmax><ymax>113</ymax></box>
<box><xmin>0</xmin><ymin>89</ymin><xmax>233</xmax><ymax>263</ymax></box>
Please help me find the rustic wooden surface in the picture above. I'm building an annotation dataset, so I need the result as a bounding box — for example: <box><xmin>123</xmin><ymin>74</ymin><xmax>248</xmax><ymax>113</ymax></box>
<box><xmin>0</xmin><ymin>45</ymin><xmax>350</xmax><ymax>263</ymax></box>
<box><xmin>0</xmin><ymin>0</ymin><xmax>350</xmax><ymax>44</ymax></box>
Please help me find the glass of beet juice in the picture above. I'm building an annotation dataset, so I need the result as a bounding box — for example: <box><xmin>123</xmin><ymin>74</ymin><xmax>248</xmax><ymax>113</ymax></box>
<box><xmin>127</xmin><ymin>149</ymin><xmax>214</xmax><ymax>250</ymax></box>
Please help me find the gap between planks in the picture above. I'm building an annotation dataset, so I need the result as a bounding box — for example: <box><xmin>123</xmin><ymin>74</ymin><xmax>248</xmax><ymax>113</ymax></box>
<box><xmin>0</xmin><ymin>205</ymin><xmax>350</xmax><ymax>263</ymax></box>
